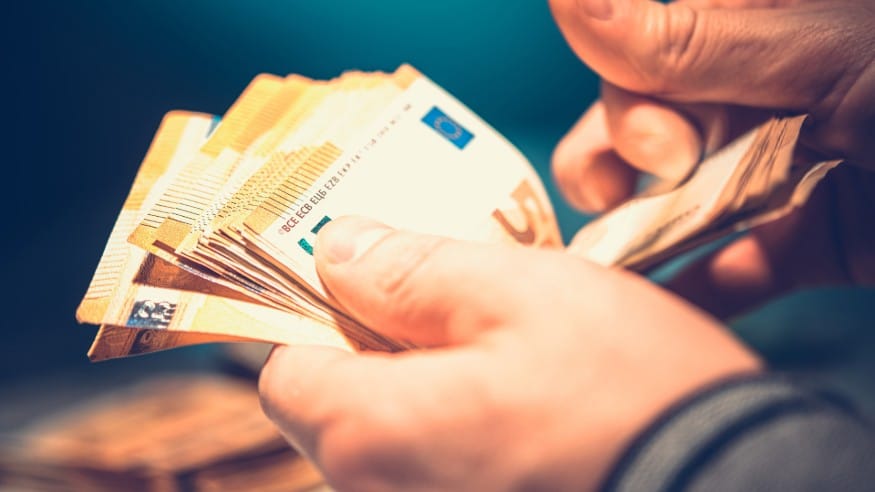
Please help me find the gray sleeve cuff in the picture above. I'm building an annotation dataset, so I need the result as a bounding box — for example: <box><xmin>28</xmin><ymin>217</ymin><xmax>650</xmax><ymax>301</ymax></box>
<box><xmin>601</xmin><ymin>375</ymin><xmax>875</xmax><ymax>492</ymax></box>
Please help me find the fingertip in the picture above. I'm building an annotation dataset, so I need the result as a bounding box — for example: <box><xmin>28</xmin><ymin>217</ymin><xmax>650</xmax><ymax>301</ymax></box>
<box><xmin>259</xmin><ymin>344</ymin><xmax>290</xmax><ymax>419</ymax></box>
<box><xmin>259</xmin><ymin>345</ymin><xmax>309</xmax><ymax>401</ymax></box>
<box><xmin>552</xmin><ymin>135</ymin><xmax>594</xmax><ymax>212</ymax></box>
<box><xmin>553</xmin><ymin>102</ymin><xmax>636</xmax><ymax>213</ymax></box>
<box><xmin>575</xmin><ymin>150</ymin><xmax>638</xmax><ymax>213</ymax></box>
<box><xmin>258</xmin><ymin>344</ymin><xmax>357</xmax><ymax>420</ymax></box>
<box><xmin>551</xmin><ymin>103</ymin><xmax>608</xmax><ymax>180</ymax></box>
<box><xmin>257</xmin><ymin>344</ymin><xmax>374</xmax><ymax>459</ymax></box>
<box><xmin>602</xmin><ymin>86</ymin><xmax>703</xmax><ymax>182</ymax></box>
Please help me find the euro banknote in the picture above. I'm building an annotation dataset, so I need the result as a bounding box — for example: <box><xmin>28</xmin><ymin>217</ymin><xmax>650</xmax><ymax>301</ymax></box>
<box><xmin>0</xmin><ymin>376</ymin><xmax>325</xmax><ymax>490</ymax></box>
<box><xmin>570</xmin><ymin>115</ymin><xmax>841</xmax><ymax>270</ymax></box>
<box><xmin>77</xmin><ymin>65</ymin><xmax>839</xmax><ymax>360</ymax></box>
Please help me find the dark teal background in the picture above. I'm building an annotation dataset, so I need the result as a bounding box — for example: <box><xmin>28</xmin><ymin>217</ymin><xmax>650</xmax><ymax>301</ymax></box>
<box><xmin>3</xmin><ymin>1</ymin><xmax>873</xmax><ymax>416</ymax></box>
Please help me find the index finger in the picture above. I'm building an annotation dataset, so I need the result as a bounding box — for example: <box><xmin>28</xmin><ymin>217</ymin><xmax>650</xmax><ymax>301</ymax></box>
<box><xmin>259</xmin><ymin>345</ymin><xmax>390</xmax><ymax>455</ymax></box>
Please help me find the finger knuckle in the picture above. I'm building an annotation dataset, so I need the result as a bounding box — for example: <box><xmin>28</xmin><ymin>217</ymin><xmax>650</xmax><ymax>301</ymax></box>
<box><xmin>635</xmin><ymin>4</ymin><xmax>704</xmax><ymax>96</ymax></box>
<box><xmin>615</xmin><ymin>113</ymin><xmax>669</xmax><ymax>153</ymax></box>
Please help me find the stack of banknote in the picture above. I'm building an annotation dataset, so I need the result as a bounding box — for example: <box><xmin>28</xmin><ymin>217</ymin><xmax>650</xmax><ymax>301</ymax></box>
<box><xmin>0</xmin><ymin>376</ymin><xmax>328</xmax><ymax>491</ymax></box>
<box><xmin>76</xmin><ymin>65</ymin><xmax>840</xmax><ymax>361</ymax></box>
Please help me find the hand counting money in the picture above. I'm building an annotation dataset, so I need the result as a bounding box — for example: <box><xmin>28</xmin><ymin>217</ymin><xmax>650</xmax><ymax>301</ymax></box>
<box><xmin>77</xmin><ymin>65</ymin><xmax>839</xmax><ymax>361</ymax></box>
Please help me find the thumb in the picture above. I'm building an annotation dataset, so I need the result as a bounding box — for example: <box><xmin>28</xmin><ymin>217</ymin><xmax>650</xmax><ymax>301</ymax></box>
<box><xmin>313</xmin><ymin>216</ymin><xmax>539</xmax><ymax>347</ymax></box>
<box><xmin>549</xmin><ymin>0</ymin><xmax>867</xmax><ymax>110</ymax></box>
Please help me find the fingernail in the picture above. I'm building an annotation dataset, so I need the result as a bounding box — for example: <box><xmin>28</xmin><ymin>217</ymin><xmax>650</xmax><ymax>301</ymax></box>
<box><xmin>577</xmin><ymin>0</ymin><xmax>614</xmax><ymax>20</ymax></box>
<box><xmin>317</xmin><ymin>216</ymin><xmax>393</xmax><ymax>265</ymax></box>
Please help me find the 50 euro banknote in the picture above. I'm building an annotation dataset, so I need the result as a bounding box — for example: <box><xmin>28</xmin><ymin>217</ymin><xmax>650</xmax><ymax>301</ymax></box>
<box><xmin>78</xmin><ymin>66</ymin><xmax>561</xmax><ymax>360</ymax></box>
<box><xmin>77</xmin><ymin>66</ymin><xmax>840</xmax><ymax>361</ymax></box>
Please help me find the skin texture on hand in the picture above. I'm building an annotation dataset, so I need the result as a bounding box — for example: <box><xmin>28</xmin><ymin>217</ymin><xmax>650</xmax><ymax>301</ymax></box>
<box><xmin>550</xmin><ymin>0</ymin><xmax>875</xmax><ymax>318</ymax></box>
<box><xmin>260</xmin><ymin>217</ymin><xmax>761</xmax><ymax>492</ymax></box>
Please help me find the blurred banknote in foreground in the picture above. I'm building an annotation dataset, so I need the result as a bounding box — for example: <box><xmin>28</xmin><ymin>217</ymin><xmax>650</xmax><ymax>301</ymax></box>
<box><xmin>0</xmin><ymin>376</ymin><xmax>328</xmax><ymax>491</ymax></box>
<box><xmin>76</xmin><ymin>65</ymin><xmax>840</xmax><ymax>360</ymax></box>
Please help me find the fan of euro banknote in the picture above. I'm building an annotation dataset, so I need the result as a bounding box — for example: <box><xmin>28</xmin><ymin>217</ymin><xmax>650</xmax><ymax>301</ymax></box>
<box><xmin>76</xmin><ymin>65</ymin><xmax>840</xmax><ymax>361</ymax></box>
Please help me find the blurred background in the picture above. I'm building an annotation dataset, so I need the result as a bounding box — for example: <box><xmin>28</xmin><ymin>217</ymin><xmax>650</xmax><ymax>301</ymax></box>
<box><xmin>2</xmin><ymin>0</ymin><xmax>874</xmax><ymax>485</ymax></box>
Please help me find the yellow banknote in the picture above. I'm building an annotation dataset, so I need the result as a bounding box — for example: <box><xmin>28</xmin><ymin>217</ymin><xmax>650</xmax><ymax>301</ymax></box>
<box><xmin>79</xmin><ymin>65</ymin><xmax>838</xmax><ymax>361</ymax></box>
<box><xmin>79</xmin><ymin>111</ymin><xmax>380</xmax><ymax>361</ymax></box>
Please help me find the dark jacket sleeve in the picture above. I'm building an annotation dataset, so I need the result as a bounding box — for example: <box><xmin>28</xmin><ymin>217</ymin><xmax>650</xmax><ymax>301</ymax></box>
<box><xmin>601</xmin><ymin>375</ymin><xmax>875</xmax><ymax>492</ymax></box>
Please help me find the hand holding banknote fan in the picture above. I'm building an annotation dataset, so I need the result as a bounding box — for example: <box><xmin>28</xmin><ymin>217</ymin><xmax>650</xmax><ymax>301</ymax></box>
<box><xmin>256</xmin><ymin>0</ymin><xmax>875</xmax><ymax>490</ymax></box>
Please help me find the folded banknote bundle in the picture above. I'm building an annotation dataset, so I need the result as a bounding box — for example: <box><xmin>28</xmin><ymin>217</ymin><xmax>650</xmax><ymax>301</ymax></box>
<box><xmin>77</xmin><ymin>65</ymin><xmax>839</xmax><ymax>361</ymax></box>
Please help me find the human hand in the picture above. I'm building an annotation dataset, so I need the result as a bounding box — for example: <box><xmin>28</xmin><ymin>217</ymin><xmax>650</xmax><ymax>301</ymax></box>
<box><xmin>259</xmin><ymin>216</ymin><xmax>760</xmax><ymax>491</ymax></box>
<box><xmin>550</xmin><ymin>0</ymin><xmax>875</xmax><ymax>318</ymax></box>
